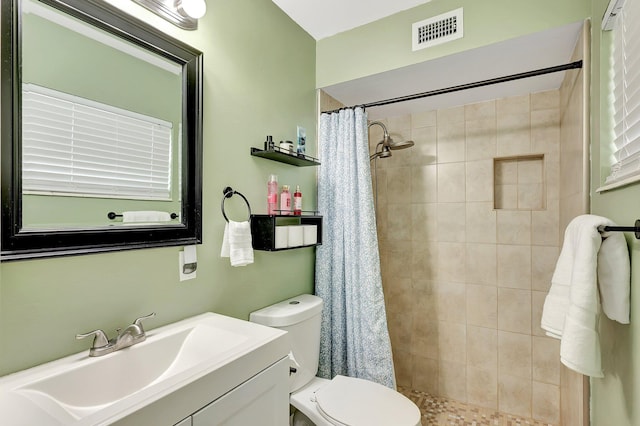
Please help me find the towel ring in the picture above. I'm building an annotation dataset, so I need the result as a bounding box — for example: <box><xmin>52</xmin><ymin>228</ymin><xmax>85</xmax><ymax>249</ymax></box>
<box><xmin>221</xmin><ymin>187</ymin><xmax>252</xmax><ymax>222</ymax></box>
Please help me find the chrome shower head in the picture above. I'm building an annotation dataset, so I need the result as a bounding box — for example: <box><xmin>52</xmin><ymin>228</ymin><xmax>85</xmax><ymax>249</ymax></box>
<box><xmin>389</xmin><ymin>139</ymin><xmax>415</xmax><ymax>150</ymax></box>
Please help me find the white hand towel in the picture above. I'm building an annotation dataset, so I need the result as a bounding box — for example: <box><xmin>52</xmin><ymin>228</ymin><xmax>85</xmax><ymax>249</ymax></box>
<box><xmin>220</xmin><ymin>220</ymin><xmax>253</xmax><ymax>267</ymax></box>
<box><xmin>122</xmin><ymin>211</ymin><xmax>172</xmax><ymax>223</ymax></box>
<box><xmin>541</xmin><ymin>214</ymin><xmax>630</xmax><ymax>378</ymax></box>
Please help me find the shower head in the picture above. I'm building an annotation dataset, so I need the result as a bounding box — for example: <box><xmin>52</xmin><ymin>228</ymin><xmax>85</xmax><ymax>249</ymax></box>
<box><xmin>389</xmin><ymin>139</ymin><xmax>415</xmax><ymax>150</ymax></box>
<box><xmin>368</xmin><ymin>121</ymin><xmax>414</xmax><ymax>160</ymax></box>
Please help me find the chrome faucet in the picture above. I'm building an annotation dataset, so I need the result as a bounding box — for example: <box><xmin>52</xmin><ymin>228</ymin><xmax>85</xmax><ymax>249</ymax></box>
<box><xmin>76</xmin><ymin>313</ymin><xmax>156</xmax><ymax>357</ymax></box>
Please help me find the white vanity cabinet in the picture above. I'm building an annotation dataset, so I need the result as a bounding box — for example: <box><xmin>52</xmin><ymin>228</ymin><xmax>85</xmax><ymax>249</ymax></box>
<box><xmin>188</xmin><ymin>357</ymin><xmax>289</xmax><ymax>425</ymax></box>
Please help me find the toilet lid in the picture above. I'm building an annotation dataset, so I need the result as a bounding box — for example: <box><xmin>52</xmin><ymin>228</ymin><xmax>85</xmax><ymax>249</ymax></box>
<box><xmin>314</xmin><ymin>375</ymin><xmax>420</xmax><ymax>426</ymax></box>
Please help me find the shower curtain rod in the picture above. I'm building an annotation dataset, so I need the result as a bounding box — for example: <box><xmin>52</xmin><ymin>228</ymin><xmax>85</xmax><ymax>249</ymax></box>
<box><xmin>326</xmin><ymin>60</ymin><xmax>583</xmax><ymax>113</ymax></box>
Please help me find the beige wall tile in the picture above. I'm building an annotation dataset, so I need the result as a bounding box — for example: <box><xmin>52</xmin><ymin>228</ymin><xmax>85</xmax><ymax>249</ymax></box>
<box><xmin>412</xmin><ymin>242</ymin><xmax>439</xmax><ymax>281</ymax></box>
<box><xmin>438</xmin><ymin>243</ymin><xmax>466</xmax><ymax>283</ymax></box>
<box><xmin>412</xmin><ymin>110</ymin><xmax>437</xmax><ymax>128</ymax></box>
<box><xmin>412</xmin><ymin>203</ymin><xmax>437</xmax><ymax>242</ymax></box>
<box><xmin>438</xmin><ymin>321</ymin><xmax>467</xmax><ymax>363</ymax></box>
<box><xmin>497</xmin><ymin>94</ymin><xmax>530</xmax><ymax>115</ymax></box>
<box><xmin>437</xmin><ymin>282</ymin><xmax>467</xmax><ymax>324</ymax></box>
<box><xmin>387</xmin><ymin>204</ymin><xmax>413</xmax><ymax>241</ymax></box>
<box><xmin>437</xmin><ymin>163</ymin><xmax>466</xmax><ymax>202</ymax></box>
<box><xmin>466</xmin><ymin>99</ymin><xmax>496</xmax><ymax>120</ymax></box>
<box><xmin>531</xmin><ymin>90</ymin><xmax>559</xmax><ymax>111</ymax></box>
<box><xmin>533</xmin><ymin>336</ymin><xmax>560</xmax><ymax>385</ymax></box>
<box><xmin>438</xmin><ymin>105</ymin><xmax>465</xmax><ymax>125</ymax></box>
<box><xmin>498</xmin><ymin>331</ymin><xmax>532</xmax><ymax>379</ymax></box>
<box><xmin>498</xmin><ymin>288</ymin><xmax>532</xmax><ymax>334</ymax></box>
<box><xmin>466</xmin><ymin>243</ymin><xmax>497</xmax><ymax>286</ymax></box>
<box><xmin>387</xmin><ymin>309</ymin><xmax>413</xmax><ymax>350</ymax></box>
<box><xmin>532</xmin><ymin>198</ymin><xmax>560</xmax><ymax>246</ymax></box>
<box><xmin>532</xmin><ymin>381</ymin><xmax>560</xmax><ymax>424</ymax></box>
<box><xmin>498</xmin><ymin>373</ymin><xmax>532</xmax><ymax>418</ymax></box>
<box><xmin>412</xmin><ymin>283</ymin><xmax>437</xmax><ymax>324</ymax></box>
<box><xmin>438</xmin><ymin>122</ymin><xmax>466</xmax><ymax>163</ymax></box>
<box><xmin>497</xmin><ymin>245</ymin><xmax>531</xmax><ymax>289</ymax></box>
<box><xmin>412</xmin><ymin>165</ymin><xmax>437</xmax><ymax>203</ymax></box>
<box><xmin>497</xmin><ymin>210</ymin><xmax>532</xmax><ymax>245</ymax></box>
<box><xmin>383</xmin><ymin>244</ymin><xmax>412</xmax><ymax>280</ymax></box>
<box><xmin>518</xmin><ymin>183</ymin><xmax>544</xmax><ymax>210</ymax></box>
<box><xmin>393</xmin><ymin>349</ymin><xmax>413</xmax><ymax>388</ymax></box>
<box><xmin>531</xmin><ymin>291</ymin><xmax>548</xmax><ymax>337</ymax></box>
<box><xmin>410</xmin><ymin>125</ymin><xmax>437</xmax><ymax>166</ymax></box>
<box><xmin>412</xmin><ymin>319</ymin><xmax>439</xmax><ymax>360</ymax></box>
<box><xmin>467</xmin><ymin>367</ymin><xmax>498</xmax><ymax>409</ymax></box>
<box><xmin>495</xmin><ymin>158</ymin><xmax>518</xmax><ymax>184</ymax></box>
<box><xmin>386</xmin><ymin>167</ymin><xmax>412</xmax><ymax>204</ymax></box>
<box><xmin>439</xmin><ymin>360</ymin><xmax>467</xmax><ymax>401</ymax></box>
<box><xmin>531</xmin><ymin>109</ymin><xmax>560</xmax><ymax>154</ymax></box>
<box><xmin>388</xmin><ymin>114</ymin><xmax>411</xmax><ymax>132</ymax></box>
<box><xmin>518</xmin><ymin>157</ymin><xmax>543</xmax><ymax>183</ymax></box>
<box><xmin>385</xmin><ymin>276</ymin><xmax>413</xmax><ymax>315</ymax></box>
<box><xmin>497</xmin><ymin>112</ymin><xmax>531</xmax><ymax>156</ymax></box>
<box><xmin>467</xmin><ymin>325</ymin><xmax>498</xmax><ymax>370</ymax></box>
<box><xmin>466</xmin><ymin>284</ymin><xmax>498</xmax><ymax>328</ymax></box>
<box><xmin>465</xmin><ymin>202</ymin><xmax>497</xmax><ymax>243</ymax></box>
<box><xmin>412</xmin><ymin>355</ymin><xmax>439</xmax><ymax>394</ymax></box>
<box><xmin>438</xmin><ymin>203</ymin><xmax>466</xmax><ymax>242</ymax></box>
<box><xmin>466</xmin><ymin>159</ymin><xmax>494</xmax><ymax>202</ymax></box>
<box><xmin>494</xmin><ymin>184</ymin><xmax>518</xmax><ymax>209</ymax></box>
<box><xmin>531</xmin><ymin>245</ymin><xmax>559</xmax><ymax>292</ymax></box>
<box><xmin>466</xmin><ymin>118</ymin><xmax>497</xmax><ymax>161</ymax></box>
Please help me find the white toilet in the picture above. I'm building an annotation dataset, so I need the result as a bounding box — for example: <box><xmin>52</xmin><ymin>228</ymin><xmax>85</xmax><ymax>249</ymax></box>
<box><xmin>249</xmin><ymin>294</ymin><xmax>422</xmax><ymax>426</ymax></box>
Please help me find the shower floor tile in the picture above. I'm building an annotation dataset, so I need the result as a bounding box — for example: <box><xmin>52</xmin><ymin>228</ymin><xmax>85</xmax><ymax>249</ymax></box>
<box><xmin>398</xmin><ymin>387</ymin><xmax>557</xmax><ymax>426</ymax></box>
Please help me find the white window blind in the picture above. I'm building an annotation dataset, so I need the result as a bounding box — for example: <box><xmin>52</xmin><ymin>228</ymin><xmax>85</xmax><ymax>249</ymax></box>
<box><xmin>21</xmin><ymin>83</ymin><xmax>173</xmax><ymax>200</ymax></box>
<box><xmin>601</xmin><ymin>0</ymin><xmax>640</xmax><ymax>190</ymax></box>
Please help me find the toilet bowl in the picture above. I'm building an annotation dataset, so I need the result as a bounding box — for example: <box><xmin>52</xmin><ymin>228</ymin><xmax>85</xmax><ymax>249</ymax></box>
<box><xmin>250</xmin><ymin>294</ymin><xmax>422</xmax><ymax>426</ymax></box>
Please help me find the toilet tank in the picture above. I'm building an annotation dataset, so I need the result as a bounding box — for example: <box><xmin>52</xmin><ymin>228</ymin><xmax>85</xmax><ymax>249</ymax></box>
<box><xmin>249</xmin><ymin>294</ymin><xmax>323</xmax><ymax>392</ymax></box>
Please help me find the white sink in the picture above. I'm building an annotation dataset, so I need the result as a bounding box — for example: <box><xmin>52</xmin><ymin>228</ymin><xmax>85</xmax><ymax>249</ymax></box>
<box><xmin>0</xmin><ymin>313</ymin><xmax>288</xmax><ymax>425</ymax></box>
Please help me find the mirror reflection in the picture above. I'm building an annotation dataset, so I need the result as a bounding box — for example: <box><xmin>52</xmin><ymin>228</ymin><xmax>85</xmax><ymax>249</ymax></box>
<box><xmin>21</xmin><ymin>0</ymin><xmax>182</xmax><ymax>229</ymax></box>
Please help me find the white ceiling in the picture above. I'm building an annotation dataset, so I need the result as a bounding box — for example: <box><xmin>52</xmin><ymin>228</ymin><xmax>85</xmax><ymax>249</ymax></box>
<box><xmin>271</xmin><ymin>1</ymin><xmax>584</xmax><ymax>120</ymax></box>
<box><xmin>271</xmin><ymin>0</ymin><xmax>433</xmax><ymax>40</ymax></box>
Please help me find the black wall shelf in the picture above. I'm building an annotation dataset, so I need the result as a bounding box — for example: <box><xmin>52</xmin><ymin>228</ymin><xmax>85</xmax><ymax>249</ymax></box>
<box><xmin>251</xmin><ymin>214</ymin><xmax>322</xmax><ymax>251</ymax></box>
<box><xmin>250</xmin><ymin>147</ymin><xmax>320</xmax><ymax>167</ymax></box>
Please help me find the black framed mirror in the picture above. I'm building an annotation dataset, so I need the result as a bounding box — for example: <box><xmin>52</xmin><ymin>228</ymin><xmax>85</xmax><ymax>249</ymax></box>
<box><xmin>1</xmin><ymin>0</ymin><xmax>203</xmax><ymax>260</ymax></box>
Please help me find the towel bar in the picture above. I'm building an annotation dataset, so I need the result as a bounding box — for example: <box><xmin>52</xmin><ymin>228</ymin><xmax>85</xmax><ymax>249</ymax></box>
<box><xmin>597</xmin><ymin>219</ymin><xmax>640</xmax><ymax>239</ymax></box>
<box><xmin>107</xmin><ymin>212</ymin><xmax>178</xmax><ymax>220</ymax></box>
<box><xmin>221</xmin><ymin>187</ymin><xmax>252</xmax><ymax>222</ymax></box>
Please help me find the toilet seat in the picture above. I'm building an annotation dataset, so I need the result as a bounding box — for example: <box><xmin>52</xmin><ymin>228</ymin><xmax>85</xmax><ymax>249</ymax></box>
<box><xmin>313</xmin><ymin>375</ymin><xmax>421</xmax><ymax>426</ymax></box>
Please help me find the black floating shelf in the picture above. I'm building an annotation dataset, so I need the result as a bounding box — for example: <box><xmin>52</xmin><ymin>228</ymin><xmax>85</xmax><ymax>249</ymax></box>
<box><xmin>251</xmin><ymin>147</ymin><xmax>320</xmax><ymax>167</ymax></box>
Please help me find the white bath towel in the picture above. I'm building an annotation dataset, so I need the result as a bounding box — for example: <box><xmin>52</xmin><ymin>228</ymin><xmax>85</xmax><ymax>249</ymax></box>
<box><xmin>122</xmin><ymin>211</ymin><xmax>172</xmax><ymax>223</ymax></box>
<box><xmin>541</xmin><ymin>214</ymin><xmax>630</xmax><ymax>377</ymax></box>
<box><xmin>220</xmin><ymin>220</ymin><xmax>254</xmax><ymax>267</ymax></box>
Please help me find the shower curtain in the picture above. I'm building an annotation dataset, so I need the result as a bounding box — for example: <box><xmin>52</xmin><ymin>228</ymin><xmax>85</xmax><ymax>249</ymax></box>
<box><xmin>316</xmin><ymin>107</ymin><xmax>396</xmax><ymax>389</ymax></box>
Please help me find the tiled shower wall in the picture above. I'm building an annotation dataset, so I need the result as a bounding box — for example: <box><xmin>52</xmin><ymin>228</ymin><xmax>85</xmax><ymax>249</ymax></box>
<box><xmin>375</xmin><ymin>90</ymin><xmax>566</xmax><ymax>423</ymax></box>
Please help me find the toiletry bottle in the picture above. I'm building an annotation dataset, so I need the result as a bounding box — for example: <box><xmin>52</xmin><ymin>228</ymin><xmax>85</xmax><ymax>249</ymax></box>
<box><xmin>280</xmin><ymin>185</ymin><xmax>291</xmax><ymax>215</ymax></box>
<box><xmin>267</xmin><ymin>174</ymin><xmax>278</xmax><ymax>215</ymax></box>
<box><xmin>264</xmin><ymin>135</ymin><xmax>274</xmax><ymax>151</ymax></box>
<box><xmin>293</xmin><ymin>185</ymin><xmax>302</xmax><ymax>215</ymax></box>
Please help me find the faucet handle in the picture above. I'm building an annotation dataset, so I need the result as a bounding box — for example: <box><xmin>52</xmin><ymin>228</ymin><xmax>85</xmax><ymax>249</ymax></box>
<box><xmin>133</xmin><ymin>312</ymin><xmax>156</xmax><ymax>333</ymax></box>
<box><xmin>76</xmin><ymin>329</ymin><xmax>109</xmax><ymax>348</ymax></box>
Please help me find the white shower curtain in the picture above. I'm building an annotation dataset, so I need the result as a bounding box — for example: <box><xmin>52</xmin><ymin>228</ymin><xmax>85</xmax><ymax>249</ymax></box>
<box><xmin>315</xmin><ymin>107</ymin><xmax>396</xmax><ymax>389</ymax></box>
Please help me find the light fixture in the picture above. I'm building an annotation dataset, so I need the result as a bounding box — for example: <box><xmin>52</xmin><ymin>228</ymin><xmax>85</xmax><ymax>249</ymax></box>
<box><xmin>132</xmin><ymin>0</ymin><xmax>207</xmax><ymax>30</ymax></box>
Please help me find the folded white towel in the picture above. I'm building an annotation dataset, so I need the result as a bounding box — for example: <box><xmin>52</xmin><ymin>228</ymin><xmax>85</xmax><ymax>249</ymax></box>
<box><xmin>220</xmin><ymin>220</ymin><xmax>253</xmax><ymax>267</ymax></box>
<box><xmin>541</xmin><ymin>214</ymin><xmax>630</xmax><ymax>378</ymax></box>
<box><xmin>122</xmin><ymin>211</ymin><xmax>172</xmax><ymax>223</ymax></box>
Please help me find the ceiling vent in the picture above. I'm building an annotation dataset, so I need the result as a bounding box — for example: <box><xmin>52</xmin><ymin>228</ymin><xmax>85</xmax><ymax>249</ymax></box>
<box><xmin>412</xmin><ymin>8</ymin><xmax>463</xmax><ymax>51</ymax></box>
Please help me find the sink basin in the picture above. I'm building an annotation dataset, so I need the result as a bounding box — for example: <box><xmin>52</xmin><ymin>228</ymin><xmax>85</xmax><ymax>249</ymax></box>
<box><xmin>0</xmin><ymin>313</ymin><xmax>288</xmax><ymax>425</ymax></box>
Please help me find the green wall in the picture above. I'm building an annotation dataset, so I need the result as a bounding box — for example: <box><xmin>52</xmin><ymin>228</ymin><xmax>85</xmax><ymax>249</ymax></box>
<box><xmin>316</xmin><ymin>0</ymin><xmax>589</xmax><ymax>89</ymax></box>
<box><xmin>0</xmin><ymin>0</ymin><xmax>317</xmax><ymax>375</ymax></box>
<box><xmin>589</xmin><ymin>0</ymin><xmax>640</xmax><ymax>424</ymax></box>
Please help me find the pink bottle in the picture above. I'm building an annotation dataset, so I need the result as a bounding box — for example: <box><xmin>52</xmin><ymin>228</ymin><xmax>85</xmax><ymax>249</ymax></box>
<box><xmin>280</xmin><ymin>185</ymin><xmax>291</xmax><ymax>215</ymax></box>
<box><xmin>267</xmin><ymin>174</ymin><xmax>278</xmax><ymax>215</ymax></box>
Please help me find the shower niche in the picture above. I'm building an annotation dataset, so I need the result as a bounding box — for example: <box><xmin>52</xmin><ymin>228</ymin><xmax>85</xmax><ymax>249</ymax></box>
<box><xmin>493</xmin><ymin>154</ymin><xmax>546</xmax><ymax>210</ymax></box>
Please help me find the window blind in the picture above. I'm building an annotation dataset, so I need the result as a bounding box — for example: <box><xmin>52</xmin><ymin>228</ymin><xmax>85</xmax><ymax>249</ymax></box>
<box><xmin>21</xmin><ymin>84</ymin><xmax>173</xmax><ymax>200</ymax></box>
<box><xmin>601</xmin><ymin>0</ymin><xmax>640</xmax><ymax>189</ymax></box>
